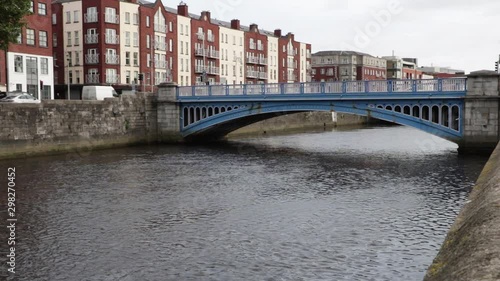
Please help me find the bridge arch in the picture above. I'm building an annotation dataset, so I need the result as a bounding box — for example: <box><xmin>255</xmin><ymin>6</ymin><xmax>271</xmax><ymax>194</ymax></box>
<box><xmin>180</xmin><ymin>100</ymin><xmax>463</xmax><ymax>143</ymax></box>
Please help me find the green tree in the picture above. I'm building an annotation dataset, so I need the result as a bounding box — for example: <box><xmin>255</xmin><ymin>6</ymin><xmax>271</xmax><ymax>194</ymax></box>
<box><xmin>0</xmin><ymin>0</ymin><xmax>31</xmax><ymax>50</ymax></box>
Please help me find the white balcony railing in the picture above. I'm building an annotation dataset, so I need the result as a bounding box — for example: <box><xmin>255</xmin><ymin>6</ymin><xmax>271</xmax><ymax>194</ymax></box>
<box><xmin>85</xmin><ymin>54</ymin><xmax>99</xmax><ymax>64</ymax></box>
<box><xmin>208</xmin><ymin>49</ymin><xmax>219</xmax><ymax>59</ymax></box>
<box><xmin>195</xmin><ymin>65</ymin><xmax>219</xmax><ymax>75</ymax></box>
<box><xmin>257</xmin><ymin>44</ymin><xmax>264</xmax><ymax>51</ymax></box>
<box><xmin>104</xmin><ymin>13</ymin><xmax>119</xmax><ymax>24</ymax></box>
<box><xmin>195</xmin><ymin>48</ymin><xmax>206</xmax><ymax>57</ymax></box>
<box><xmin>208</xmin><ymin>66</ymin><xmax>219</xmax><ymax>75</ymax></box>
<box><xmin>249</xmin><ymin>42</ymin><xmax>256</xmax><ymax>50</ymax></box>
<box><xmin>195</xmin><ymin>65</ymin><xmax>206</xmax><ymax>73</ymax></box>
<box><xmin>155</xmin><ymin>60</ymin><xmax>167</xmax><ymax>69</ymax></box>
<box><xmin>207</xmin><ymin>34</ymin><xmax>215</xmax><ymax>42</ymax></box>
<box><xmin>306</xmin><ymin>52</ymin><xmax>311</xmax><ymax>59</ymax></box>
<box><xmin>258</xmin><ymin>57</ymin><xmax>267</xmax><ymax>65</ymax></box>
<box><xmin>105</xmin><ymin>74</ymin><xmax>120</xmax><ymax>84</ymax></box>
<box><xmin>84</xmin><ymin>13</ymin><xmax>98</xmax><ymax>23</ymax></box>
<box><xmin>287</xmin><ymin>49</ymin><xmax>295</xmax><ymax>56</ymax></box>
<box><xmin>86</xmin><ymin>74</ymin><xmax>100</xmax><ymax>84</ymax></box>
<box><xmin>258</xmin><ymin>72</ymin><xmax>267</xmax><ymax>79</ymax></box>
<box><xmin>85</xmin><ymin>34</ymin><xmax>98</xmax><ymax>44</ymax></box>
<box><xmin>105</xmin><ymin>54</ymin><xmax>119</xmax><ymax>64</ymax></box>
<box><xmin>246</xmin><ymin>70</ymin><xmax>258</xmax><ymax>78</ymax></box>
<box><xmin>154</xmin><ymin>23</ymin><xmax>167</xmax><ymax>33</ymax></box>
<box><xmin>246</xmin><ymin>57</ymin><xmax>258</xmax><ymax>64</ymax></box>
<box><xmin>154</xmin><ymin>41</ymin><xmax>167</xmax><ymax>51</ymax></box>
<box><xmin>105</xmin><ymin>34</ymin><xmax>119</xmax><ymax>44</ymax></box>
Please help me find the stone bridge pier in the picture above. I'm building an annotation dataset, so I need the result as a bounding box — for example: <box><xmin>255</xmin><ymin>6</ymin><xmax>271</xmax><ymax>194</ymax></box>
<box><xmin>459</xmin><ymin>71</ymin><xmax>500</xmax><ymax>154</ymax></box>
<box><xmin>157</xmin><ymin>83</ymin><xmax>183</xmax><ymax>142</ymax></box>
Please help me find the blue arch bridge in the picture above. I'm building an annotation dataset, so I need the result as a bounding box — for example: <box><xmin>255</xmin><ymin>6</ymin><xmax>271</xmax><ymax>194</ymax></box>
<box><xmin>174</xmin><ymin>78</ymin><xmax>467</xmax><ymax>143</ymax></box>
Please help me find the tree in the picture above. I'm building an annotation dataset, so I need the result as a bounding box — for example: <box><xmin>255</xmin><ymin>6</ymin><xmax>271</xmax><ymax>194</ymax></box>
<box><xmin>0</xmin><ymin>0</ymin><xmax>31</xmax><ymax>50</ymax></box>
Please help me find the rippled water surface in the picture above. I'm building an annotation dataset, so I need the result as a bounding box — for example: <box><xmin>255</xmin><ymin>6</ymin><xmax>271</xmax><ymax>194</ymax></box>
<box><xmin>0</xmin><ymin>126</ymin><xmax>488</xmax><ymax>281</ymax></box>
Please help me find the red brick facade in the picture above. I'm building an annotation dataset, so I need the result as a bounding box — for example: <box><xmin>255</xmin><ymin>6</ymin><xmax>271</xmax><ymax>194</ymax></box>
<box><xmin>191</xmin><ymin>11</ymin><xmax>220</xmax><ymax>85</ymax></box>
<box><xmin>244</xmin><ymin>24</ymin><xmax>267</xmax><ymax>84</ymax></box>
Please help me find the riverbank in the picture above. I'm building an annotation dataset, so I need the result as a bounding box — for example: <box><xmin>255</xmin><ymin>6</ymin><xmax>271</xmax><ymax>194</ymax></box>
<box><xmin>424</xmin><ymin>141</ymin><xmax>500</xmax><ymax>281</ymax></box>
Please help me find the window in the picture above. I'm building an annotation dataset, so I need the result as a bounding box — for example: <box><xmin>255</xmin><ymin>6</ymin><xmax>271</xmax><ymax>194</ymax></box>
<box><xmin>39</xmin><ymin>31</ymin><xmax>48</xmax><ymax>47</ymax></box>
<box><xmin>75</xmin><ymin>70</ymin><xmax>80</xmax><ymax>84</ymax></box>
<box><xmin>30</xmin><ymin>1</ymin><xmax>34</xmax><ymax>13</ymax></box>
<box><xmin>14</xmin><ymin>56</ymin><xmax>23</xmax><ymax>73</ymax></box>
<box><xmin>69</xmin><ymin>70</ymin><xmax>73</xmax><ymax>84</ymax></box>
<box><xmin>41</xmin><ymin>58</ymin><xmax>49</xmax><ymax>74</ymax></box>
<box><xmin>146</xmin><ymin>16</ymin><xmax>150</xmax><ymax>27</ymax></box>
<box><xmin>74</xmin><ymin>11</ymin><xmax>79</xmax><ymax>22</ymax></box>
<box><xmin>38</xmin><ymin>3</ymin><xmax>47</xmax><ymax>15</ymax></box>
<box><xmin>125</xmin><ymin>52</ymin><xmax>130</xmax><ymax>65</ymax></box>
<box><xmin>66</xmin><ymin>11</ymin><xmax>71</xmax><ymax>23</ymax></box>
<box><xmin>133</xmin><ymin>32</ymin><xmax>138</xmax><ymax>47</ymax></box>
<box><xmin>146</xmin><ymin>35</ymin><xmax>150</xmax><ymax>48</ymax></box>
<box><xmin>17</xmin><ymin>33</ymin><xmax>22</xmax><ymax>44</ymax></box>
<box><xmin>67</xmin><ymin>52</ymin><xmax>72</xmax><ymax>66</ymax></box>
<box><xmin>67</xmin><ymin>32</ymin><xmax>71</xmax><ymax>46</ymax></box>
<box><xmin>53</xmin><ymin>33</ymin><xmax>57</xmax><ymax>47</ymax></box>
<box><xmin>26</xmin><ymin>29</ymin><xmax>35</xmax><ymax>45</ymax></box>
<box><xmin>133</xmin><ymin>13</ymin><xmax>139</xmax><ymax>25</ymax></box>
<box><xmin>74</xmin><ymin>31</ymin><xmax>79</xmax><ymax>46</ymax></box>
<box><xmin>75</xmin><ymin>51</ymin><xmax>80</xmax><ymax>65</ymax></box>
<box><xmin>125</xmin><ymin>12</ymin><xmax>130</xmax><ymax>24</ymax></box>
<box><xmin>126</xmin><ymin>71</ymin><xmax>131</xmax><ymax>84</ymax></box>
<box><xmin>180</xmin><ymin>24</ymin><xmax>184</xmax><ymax>35</ymax></box>
<box><xmin>169</xmin><ymin>39</ymin><xmax>173</xmax><ymax>52</ymax></box>
<box><xmin>133</xmin><ymin>52</ymin><xmax>138</xmax><ymax>66</ymax></box>
<box><xmin>146</xmin><ymin>54</ymin><xmax>150</xmax><ymax>67</ymax></box>
<box><xmin>125</xmin><ymin>31</ymin><xmax>130</xmax><ymax>46</ymax></box>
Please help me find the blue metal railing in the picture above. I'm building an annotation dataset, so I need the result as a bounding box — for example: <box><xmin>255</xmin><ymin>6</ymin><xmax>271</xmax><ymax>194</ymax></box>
<box><xmin>177</xmin><ymin>78</ymin><xmax>467</xmax><ymax>98</ymax></box>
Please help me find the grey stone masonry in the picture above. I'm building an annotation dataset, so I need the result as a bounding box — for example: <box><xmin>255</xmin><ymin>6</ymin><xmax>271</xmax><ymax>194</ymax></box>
<box><xmin>459</xmin><ymin>71</ymin><xmax>500</xmax><ymax>154</ymax></box>
<box><xmin>157</xmin><ymin>83</ymin><xmax>183</xmax><ymax>142</ymax></box>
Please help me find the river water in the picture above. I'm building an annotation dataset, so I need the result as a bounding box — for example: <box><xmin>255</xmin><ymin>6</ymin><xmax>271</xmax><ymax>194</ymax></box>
<box><xmin>0</xmin><ymin>125</ymin><xmax>488</xmax><ymax>281</ymax></box>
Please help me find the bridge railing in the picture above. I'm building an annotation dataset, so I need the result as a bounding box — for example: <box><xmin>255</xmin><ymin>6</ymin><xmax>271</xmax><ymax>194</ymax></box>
<box><xmin>177</xmin><ymin>78</ymin><xmax>467</xmax><ymax>97</ymax></box>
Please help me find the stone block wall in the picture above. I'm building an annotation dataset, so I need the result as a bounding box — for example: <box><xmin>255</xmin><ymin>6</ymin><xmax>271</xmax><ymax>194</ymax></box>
<box><xmin>0</xmin><ymin>93</ymin><xmax>157</xmax><ymax>159</ymax></box>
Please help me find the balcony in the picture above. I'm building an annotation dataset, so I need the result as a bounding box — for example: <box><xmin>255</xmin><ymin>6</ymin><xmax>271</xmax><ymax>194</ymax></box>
<box><xmin>195</xmin><ymin>48</ymin><xmax>206</xmax><ymax>57</ymax></box>
<box><xmin>154</xmin><ymin>23</ymin><xmax>167</xmax><ymax>33</ymax></box>
<box><xmin>195</xmin><ymin>65</ymin><xmax>219</xmax><ymax>75</ymax></box>
<box><xmin>306</xmin><ymin>52</ymin><xmax>311</xmax><ymax>59</ymax></box>
<box><xmin>154</xmin><ymin>41</ymin><xmax>167</xmax><ymax>51</ymax></box>
<box><xmin>104</xmin><ymin>13</ymin><xmax>119</xmax><ymax>24</ymax></box>
<box><xmin>288</xmin><ymin>74</ymin><xmax>297</xmax><ymax>81</ymax></box>
<box><xmin>249</xmin><ymin>42</ymin><xmax>256</xmax><ymax>50</ymax></box>
<box><xmin>85</xmin><ymin>54</ymin><xmax>99</xmax><ymax>64</ymax></box>
<box><xmin>84</xmin><ymin>13</ymin><xmax>98</xmax><ymax>23</ymax></box>
<box><xmin>86</xmin><ymin>74</ymin><xmax>100</xmax><ymax>84</ymax></box>
<box><xmin>155</xmin><ymin>60</ymin><xmax>167</xmax><ymax>69</ymax></box>
<box><xmin>105</xmin><ymin>34</ymin><xmax>119</xmax><ymax>44</ymax></box>
<box><xmin>105</xmin><ymin>74</ymin><xmax>120</xmax><ymax>84</ymax></box>
<box><xmin>246</xmin><ymin>70</ymin><xmax>258</xmax><ymax>78</ymax></box>
<box><xmin>197</xmin><ymin>33</ymin><xmax>204</xmax><ymax>40</ymax></box>
<box><xmin>257</xmin><ymin>44</ymin><xmax>264</xmax><ymax>51</ymax></box>
<box><xmin>105</xmin><ymin>54</ymin><xmax>119</xmax><ymax>65</ymax></box>
<box><xmin>287</xmin><ymin>49</ymin><xmax>295</xmax><ymax>56</ymax></box>
<box><xmin>246</xmin><ymin>57</ymin><xmax>257</xmax><ymax>64</ymax></box>
<box><xmin>207</xmin><ymin>49</ymin><xmax>219</xmax><ymax>59</ymax></box>
<box><xmin>207</xmin><ymin>34</ymin><xmax>215</xmax><ymax>42</ymax></box>
<box><xmin>258</xmin><ymin>57</ymin><xmax>267</xmax><ymax>65</ymax></box>
<box><xmin>85</xmin><ymin>34</ymin><xmax>98</xmax><ymax>44</ymax></box>
<box><xmin>258</xmin><ymin>72</ymin><xmax>267</xmax><ymax>79</ymax></box>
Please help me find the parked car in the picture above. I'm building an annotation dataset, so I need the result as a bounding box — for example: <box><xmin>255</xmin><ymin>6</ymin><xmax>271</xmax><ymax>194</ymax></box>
<box><xmin>0</xmin><ymin>93</ymin><xmax>40</xmax><ymax>103</ymax></box>
<box><xmin>0</xmin><ymin>92</ymin><xmax>6</xmax><ymax>99</ymax></box>
<box><xmin>82</xmin><ymin>86</ymin><xmax>118</xmax><ymax>100</ymax></box>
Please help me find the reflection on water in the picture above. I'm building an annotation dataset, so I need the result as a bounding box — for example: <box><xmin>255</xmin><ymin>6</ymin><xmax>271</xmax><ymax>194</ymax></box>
<box><xmin>0</xmin><ymin>126</ymin><xmax>488</xmax><ymax>281</ymax></box>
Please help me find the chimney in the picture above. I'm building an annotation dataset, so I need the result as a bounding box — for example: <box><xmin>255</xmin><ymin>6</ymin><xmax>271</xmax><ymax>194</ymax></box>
<box><xmin>200</xmin><ymin>11</ymin><xmax>211</xmax><ymax>22</ymax></box>
<box><xmin>249</xmin><ymin>23</ymin><xmax>258</xmax><ymax>32</ymax></box>
<box><xmin>274</xmin><ymin>29</ymin><xmax>282</xmax><ymax>37</ymax></box>
<box><xmin>178</xmin><ymin>3</ymin><xmax>188</xmax><ymax>17</ymax></box>
<box><xmin>231</xmin><ymin>19</ymin><xmax>240</xmax><ymax>30</ymax></box>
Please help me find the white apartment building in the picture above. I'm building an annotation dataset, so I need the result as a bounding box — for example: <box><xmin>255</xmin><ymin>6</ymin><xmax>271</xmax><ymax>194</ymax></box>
<box><xmin>177</xmin><ymin>14</ymin><xmax>191</xmax><ymax>86</ymax></box>
<box><xmin>219</xmin><ymin>25</ymin><xmax>245</xmax><ymax>85</ymax></box>
<box><xmin>119</xmin><ymin>1</ymin><xmax>140</xmax><ymax>85</ymax></box>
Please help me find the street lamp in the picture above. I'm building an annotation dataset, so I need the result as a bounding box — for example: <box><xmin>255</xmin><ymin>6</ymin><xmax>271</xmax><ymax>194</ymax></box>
<box><xmin>66</xmin><ymin>52</ymin><xmax>71</xmax><ymax>100</ymax></box>
<box><xmin>196</xmin><ymin>30</ymin><xmax>208</xmax><ymax>85</ymax></box>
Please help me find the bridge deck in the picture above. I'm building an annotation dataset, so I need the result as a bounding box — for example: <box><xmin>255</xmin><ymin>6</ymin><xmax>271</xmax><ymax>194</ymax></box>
<box><xmin>177</xmin><ymin>78</ymin><xmax>467</xmax><ymax>100</ymax></box>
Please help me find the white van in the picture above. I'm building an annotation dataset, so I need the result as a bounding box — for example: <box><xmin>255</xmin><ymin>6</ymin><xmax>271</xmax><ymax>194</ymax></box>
<box><xmin>82</xmin><ymin>86</ymin><xmax>118</xmax><ymax>100</ymax></box>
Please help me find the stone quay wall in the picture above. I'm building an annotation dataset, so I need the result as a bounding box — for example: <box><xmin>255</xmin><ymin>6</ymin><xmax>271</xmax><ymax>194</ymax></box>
<box><xmin>0</xmin><ymin>93</ymin><xmax>157</xmax><ymax>159</ymax></box>
<box><xmin>424</xmin><ymin>141</ymin><xmax>500</xmax><ymax>281</ymax></box>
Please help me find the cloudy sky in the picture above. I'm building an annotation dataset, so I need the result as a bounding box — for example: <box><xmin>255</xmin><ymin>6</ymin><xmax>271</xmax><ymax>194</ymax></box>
<box><xmin>163</xmin><ymin>0</ymin><xmax>500</xmax><ymax>73</ymax></box>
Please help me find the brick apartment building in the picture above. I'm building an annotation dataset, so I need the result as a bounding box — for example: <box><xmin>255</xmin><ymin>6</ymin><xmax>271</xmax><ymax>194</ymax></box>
<box><xmin>311</xmin><ymin>51</ymin><xmax>386</xmax><ymax>82</ymax></box>
<box><xmin>0</xmin><ymin>0</ymin><xmax>54</xmax><ymax>99</ymax></box>
<box><xmin>50</xmin><ymin>0</ymin><xmax>312</xmax><ymax>97</ymax></box>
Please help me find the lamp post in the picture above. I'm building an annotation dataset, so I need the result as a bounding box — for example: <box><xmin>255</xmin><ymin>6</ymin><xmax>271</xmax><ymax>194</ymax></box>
<box><xmin>196</xmin><ymin>31</ymin><xmax>208</xmax><ymax>85</ymax></box>
<box><xmin>66</xmin><ymin>52</ymin><xmax>70</xmax><ymax>100</ymax></box>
